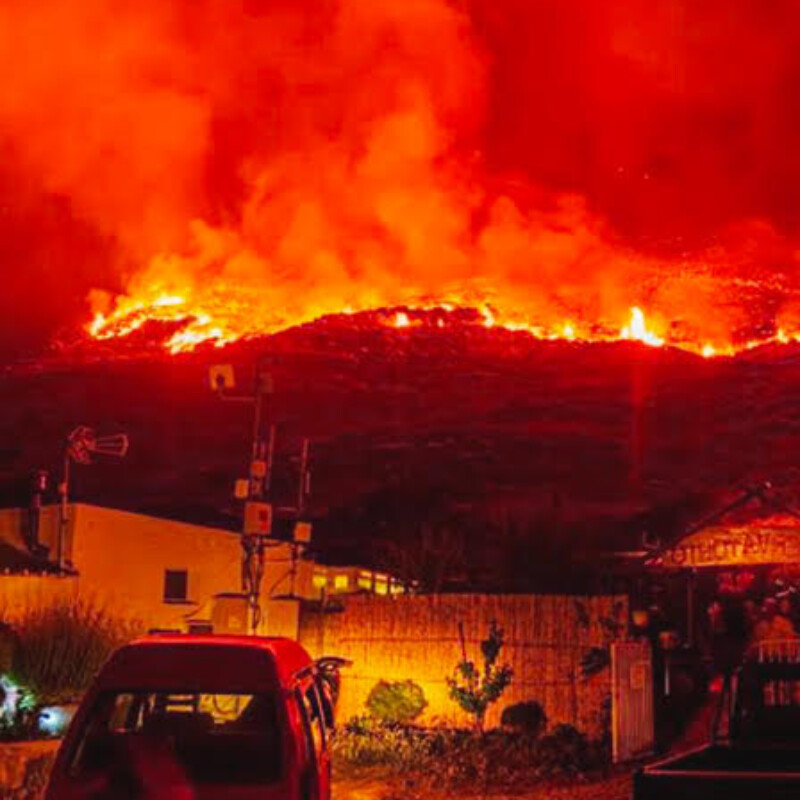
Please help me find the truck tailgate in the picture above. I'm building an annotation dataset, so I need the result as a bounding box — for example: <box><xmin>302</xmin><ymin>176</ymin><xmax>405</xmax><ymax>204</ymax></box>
<box><xmin>634</xmin><ymin>746</ymin><xmax>800</xmax><ymax>800</ymax></box>
<box><xmin>634</xmin><ymin>768</ymin><xmax>800</xmax><ymax>800</ymax></box>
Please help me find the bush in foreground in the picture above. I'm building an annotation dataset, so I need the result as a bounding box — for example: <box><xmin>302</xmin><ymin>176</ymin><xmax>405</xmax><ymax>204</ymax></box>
<box><xmin>332</xmin><ymin>715</ymin><xmax>430</xmax><ymax>769</ymax></box>
<box><xmin>534</xmin><ymin>724</ymin><xmax>598</xmax><ymax>778</ymax></box>
<box><xmin>500</xmin><ymin>700</ymin><xmax>547</xmax><ymax>738</ymax></box>
<box><xmin>11</xmin><ymin>602</ymin><xmax>138</xmax><ymax>705</ymax></box>
<box><xmin>333</xmin><ymin>716</ymin><xmax>604</xmax><ymax>788</ymax></box>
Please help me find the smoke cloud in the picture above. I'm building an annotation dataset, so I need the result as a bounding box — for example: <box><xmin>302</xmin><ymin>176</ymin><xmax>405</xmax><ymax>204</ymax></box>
<box><xmin>1</xmin><ymin>0</ymin><xmax>800</xmax><ymax>349</ymax></box>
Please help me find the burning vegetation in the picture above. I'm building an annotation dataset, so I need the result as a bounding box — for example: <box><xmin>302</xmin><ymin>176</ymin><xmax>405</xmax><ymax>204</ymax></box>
<box><xmin>2</xmin><ymin>1</ymin><xmax>800</xmax><ymax>360</ymax></box>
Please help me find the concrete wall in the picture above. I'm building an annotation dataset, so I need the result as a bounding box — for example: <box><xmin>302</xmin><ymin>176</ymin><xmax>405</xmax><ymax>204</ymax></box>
<box><xmin>0</xmin><ymin>504</ymin><xmax>388</xmax><ymax>640</ymax></box>
<box><xmin>68</xmin><ymin>504</ymin><xmax>243</xmax><ymax>631</ymax></box>
<box><xmin>0</xmin><ymin>505</ymin><xmax>247</xmax><ymax>631</ymax></box>
<box><xmin>0</xmin><ymin>505</ymin><xmax>320</xmax><ymax>636</ymax></box>
<box><xmin>300</xmin><ymin>593</ymin><xmax>628</xmax><ymax>737</ymax></box>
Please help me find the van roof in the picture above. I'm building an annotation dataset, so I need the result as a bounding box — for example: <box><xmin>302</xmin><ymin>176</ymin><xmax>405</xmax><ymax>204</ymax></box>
<box><xmin>95</xmin><ymin>634</ymin><xmax>313</xmax><ymax>693</ymax></box>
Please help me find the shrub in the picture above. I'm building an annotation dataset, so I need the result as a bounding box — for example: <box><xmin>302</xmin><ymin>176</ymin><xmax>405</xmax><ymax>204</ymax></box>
<box><xmin>0</xmin><ymin>674</ymin><xmax>38</xmax><ymax>742</ymax></box>
<box><xmin>427</xmin><ymin>728</ymin><xmax>490</xmax><ymax>785</ymax></box>
<box><xmin>580</xmin><ymin>646</ymin><xmax>610</xmax><ymax>679</ymax></box>
<box><xmin>332</xmin><ymin>715</ymin><xmax>430</xmax><ymax>770</ymax></box>
<box><xmin>534</xmin><ymin>723</ymin><xmax>596</xmax><ymax>777</ymax></box>
<box><xmin>11</xmin><ymin>601</ymin><xmax>138</xmax><ymax>705</ymax></box>
<box><xmin>366</xmin><ymin>680</ymin><xmax>427</xmax><ymax>724</ymax></box>
<box><xmin>333</xmin><ymin>718</ymin><xmax>604</xmax><ymax>788</ymax></box>
<box><xmin>500</xmin><ymin>700</ymin><xmax>547</xmax><ymax>738</ymax></box>
<box><xmin>424</xmin><ymin>725</ymin><xmax>595</xmax><ymax>789</ymax></box>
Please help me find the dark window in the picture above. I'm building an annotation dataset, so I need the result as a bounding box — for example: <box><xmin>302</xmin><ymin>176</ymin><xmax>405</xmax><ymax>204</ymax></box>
<box><xmin>164</xmin><ymin>570</ymin><xmax>188</xmax><ymax>603</ymax></box>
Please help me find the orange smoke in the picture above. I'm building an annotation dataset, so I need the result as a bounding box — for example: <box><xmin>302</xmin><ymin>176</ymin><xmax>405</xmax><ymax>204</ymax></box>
<box><xmin>1</xmin><ymin>1</ymin><xmax>800</xmax><ymax>356</ymax></box>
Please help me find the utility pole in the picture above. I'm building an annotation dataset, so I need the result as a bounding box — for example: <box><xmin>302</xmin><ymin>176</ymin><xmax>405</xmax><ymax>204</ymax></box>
<box><xmin>210</xmin><ymin>359</ymin><xmax>314</xmax><ymax>631</ymax></box>
<box><xmin>210</xmin><ymin>359</ymin><xmax>274</xmax><ymax>633</ymax></box>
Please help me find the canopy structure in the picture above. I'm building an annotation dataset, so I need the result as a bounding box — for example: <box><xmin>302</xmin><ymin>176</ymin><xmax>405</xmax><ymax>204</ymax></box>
<box><xmin>647</xmin><ymin>484</ymin><xmax>800</xmax><ymax>570</ymax></box>
<box><xmin>657</xmin><ymin>519</ymin><xmax>800</xmax><ymax>568</ymax></box>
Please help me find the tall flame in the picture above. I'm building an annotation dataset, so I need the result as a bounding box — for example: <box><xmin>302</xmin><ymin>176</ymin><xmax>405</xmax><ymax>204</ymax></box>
<box><xmin>620</xmin><ymin>308</ymin><xmax>663</xmax><ymax>348</ymax></box>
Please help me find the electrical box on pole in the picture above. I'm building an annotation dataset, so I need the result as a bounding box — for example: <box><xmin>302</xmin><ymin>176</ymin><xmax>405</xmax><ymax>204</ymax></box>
<box><xmin>244</xmin><ymin>501</ymin><xmax>273</xmax><ymax>536</ymax></box>
<box><xmin>209</xmin><ymin>364</ymin><xmax>236</xmax><ymax>392</ymax></box>
<box><xmin>294</xmin><ymin>521</ymin><xmax>313</xmax><ymax>545</ymax></box>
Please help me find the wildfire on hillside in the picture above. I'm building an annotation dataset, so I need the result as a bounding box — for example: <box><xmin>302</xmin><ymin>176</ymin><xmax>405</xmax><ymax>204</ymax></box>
<box><xmin>85</xmin><ymin>292</ymin><xmax>797</xmax><ymax>358</ymax></box>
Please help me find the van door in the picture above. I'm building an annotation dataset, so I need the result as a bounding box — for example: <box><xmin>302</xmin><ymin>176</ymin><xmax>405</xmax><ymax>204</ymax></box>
<box><xmin>294</xmin><ymin>679</ymin><xmax>331</xmax><ymax>800</ymax></box>
<box><xmin>314</xmin><ymin>672</ymin><xmax>335</xmax><ymax>733</ymax></box>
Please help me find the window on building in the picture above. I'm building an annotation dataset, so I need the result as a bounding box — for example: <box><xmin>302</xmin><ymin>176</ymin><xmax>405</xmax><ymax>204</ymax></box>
<box><xmin>312</xmin><ymin>572</ymin><xmax>327</xmax><ymax>592</ymax></box>
<box><xmin>358</xmin><ymin>572</ymin><xmax>373</xmax><ymax>591</ymax></box>
<box><xmin>333</xmin><ymin>574</ymin><xmax>349</xmax><ymax>591</ymax></box>
<box><xmin>163</xmin><ymin>569</ymin><xmax>188</xmax><ymax>603</ymax></box>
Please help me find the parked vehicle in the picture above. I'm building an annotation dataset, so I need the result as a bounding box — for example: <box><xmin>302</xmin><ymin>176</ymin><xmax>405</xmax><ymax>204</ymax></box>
<box><xmin>45</xmin><ymin>634</ymin><xmax>335</xmax><ymax>800</ymax></box>
<box><xmin>634</xmin><ymin>641</ymin><xmax>800</xmax><ymax>800</ymax></box>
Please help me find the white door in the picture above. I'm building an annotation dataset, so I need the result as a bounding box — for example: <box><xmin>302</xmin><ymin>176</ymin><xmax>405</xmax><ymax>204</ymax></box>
<box><xmin>611</xmin><ymin>640</ymin><xmax>655</xmax><ymax>762</ymax></box>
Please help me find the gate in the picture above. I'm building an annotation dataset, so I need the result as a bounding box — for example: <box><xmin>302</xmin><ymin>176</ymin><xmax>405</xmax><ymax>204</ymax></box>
<box><xmin>611</xmin><ymin>640</ymin><xmax>654</xmax><ymax>763</ymax></box>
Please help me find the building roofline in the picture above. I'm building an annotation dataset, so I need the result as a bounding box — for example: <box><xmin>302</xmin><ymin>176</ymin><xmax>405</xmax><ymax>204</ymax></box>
<box><xmin>0</xmin><ymin>502</ymin><xmax>241</xmax><ymax>539</ymax></box>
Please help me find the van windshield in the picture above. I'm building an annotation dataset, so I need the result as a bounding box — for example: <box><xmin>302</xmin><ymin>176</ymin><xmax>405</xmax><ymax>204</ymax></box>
<box><xmin>70</xmin><ymin>691</ymin><xmax>282</xmax><ymax>786</ymax></box>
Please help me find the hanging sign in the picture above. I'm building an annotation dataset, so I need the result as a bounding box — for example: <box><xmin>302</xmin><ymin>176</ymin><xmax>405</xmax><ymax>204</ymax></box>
<box><xmin>660</xmin><ymin>525</ymin><xmax>800</xmax><ymax>568</ymax></box>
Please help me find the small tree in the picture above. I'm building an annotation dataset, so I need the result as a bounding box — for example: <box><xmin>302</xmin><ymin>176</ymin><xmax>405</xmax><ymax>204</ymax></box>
<box><xmin>447</xmin><ymin>620</ymin><xmax>513</xmax><ymax>733</ymax></box>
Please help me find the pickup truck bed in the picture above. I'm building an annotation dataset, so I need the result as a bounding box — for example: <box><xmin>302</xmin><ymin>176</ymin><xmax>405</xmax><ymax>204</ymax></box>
<box><xmin>634</xmin><ymin>745</ymin><xmax>800</xmax><ymax>799</ymax></box>
<box><xmin>634</xmin><ymin>647</ymin><xmax>800</xmax><ymax>799</ymax></box>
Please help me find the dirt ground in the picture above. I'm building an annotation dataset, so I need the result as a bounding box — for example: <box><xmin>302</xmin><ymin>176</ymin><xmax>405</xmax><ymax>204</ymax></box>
<box><xmin>334</xmin><ymin>770</ymin><xmax>633</xmax><ymax>800</ymax></box>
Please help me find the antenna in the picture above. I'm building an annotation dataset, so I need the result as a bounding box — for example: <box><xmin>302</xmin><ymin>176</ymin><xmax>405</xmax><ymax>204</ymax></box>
<box><xmin>66</xmin><ymin>426</ymin><xmax>129</xmax><ymax>462</ymax></box>
<box><xmin>287</xmin><ymin>439</ymin><xmax>312</xmax><ymax>597</ymax></box>
<box><xmin>297</xmin><ymin>438</ymin><xmax>310</xmax><ymax>515</ymax></box>
<box><xmin>90</xmin><ymin>433</ymin><xmax>129</xmax><ymax>458</ymax></box>
<box><xmin>265</xmin><ymin>424</ymin><xmax>276</xmax><ymax>493</ymax></box>
<box><xmin>59</xmin><ymin>426</ymin><xmax>129</xmax><ymax>571</ymax></box>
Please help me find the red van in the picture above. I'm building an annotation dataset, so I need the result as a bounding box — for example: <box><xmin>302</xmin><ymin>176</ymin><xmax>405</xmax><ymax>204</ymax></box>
<box><xmin>44</xmin><ymin>634</ymin><xmax>334</xmax><ymax>800</ymax></box>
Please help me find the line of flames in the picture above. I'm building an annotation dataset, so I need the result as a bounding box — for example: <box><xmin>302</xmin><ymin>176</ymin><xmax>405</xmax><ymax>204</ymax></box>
<box><xmin>85</xmin><ymin>296</ymin><xmax>800</xmax><ymax>358</ymax></box>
